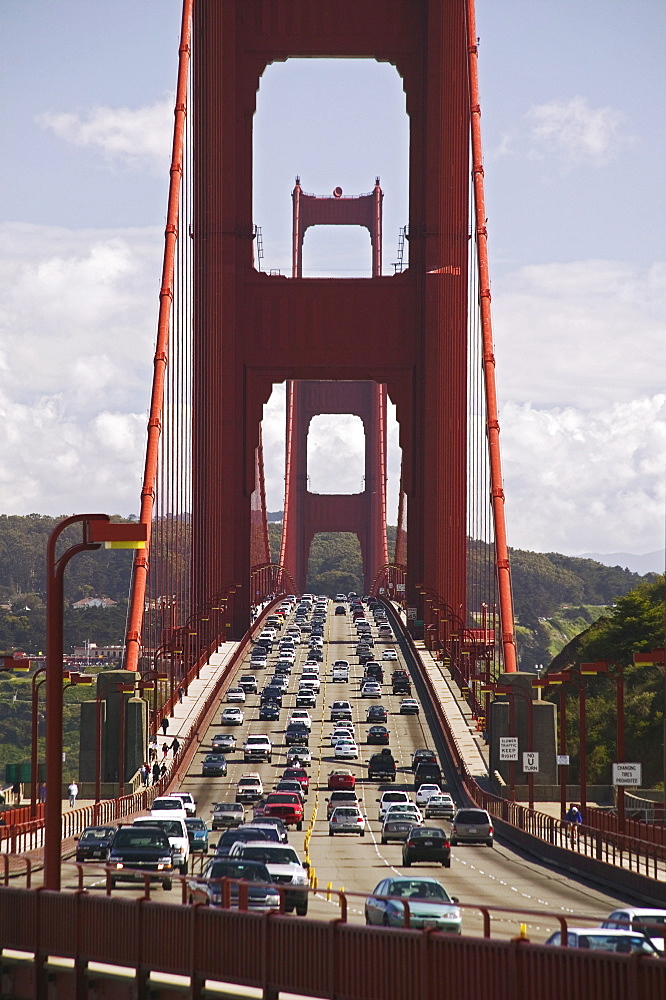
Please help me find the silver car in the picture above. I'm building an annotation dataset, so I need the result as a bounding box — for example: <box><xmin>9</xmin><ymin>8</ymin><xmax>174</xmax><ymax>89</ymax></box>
<box><xmin>365</xmin><ymin>877</ymin><xmax>461</xmax><ymax>932</ymax></box>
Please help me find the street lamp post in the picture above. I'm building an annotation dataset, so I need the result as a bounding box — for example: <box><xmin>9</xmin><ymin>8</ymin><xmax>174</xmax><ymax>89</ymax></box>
<box><xmin>544</xmin><ymin>672</ymin><xmax>571</xmax><ymax>819</ymax></box>
<box><xmin>580</xmin><ymin>661</ymin><xmax>626</xmax><ymax>831</ymax></box>
<box><xmin>44</xmin><ymin>514</ymin><xmax>146</xmax><ymax>891</ymax></box>
<box><xmin>30</xmin><ymin>667</ymin><xmax>47</xmax><ymax>819</ymax></box>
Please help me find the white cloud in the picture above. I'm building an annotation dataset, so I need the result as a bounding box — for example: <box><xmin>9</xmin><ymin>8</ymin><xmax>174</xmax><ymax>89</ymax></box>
<box><xmin>0</xmin><ymin>222</ymin><xmax>160</xmax><ymax>514</ymax></box>
<box><xmin>501</xmin><ymin>395</ymin><xmax>666</xmax><ymax>555</ymax></box>
<box><xmin>37</xmin><ymin>99</ymin><xmax>173</xmax><ymax>172</ymax></box>
<box><xmin>492</xmin><ymin>260</ymin><xmax>666</xmax><ymax>409</ymax></box>
<box><xmin>526</xmin><ymin>96</ymin><xmax>629</xmax><ymax>167</ymax></box>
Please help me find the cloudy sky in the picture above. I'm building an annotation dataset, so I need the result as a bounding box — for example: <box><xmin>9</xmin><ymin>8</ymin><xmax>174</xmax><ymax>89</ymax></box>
<box><xmin>1</xmin><ymin>0</ymin><xmax>664</xmax><ymax>567</ymax></box>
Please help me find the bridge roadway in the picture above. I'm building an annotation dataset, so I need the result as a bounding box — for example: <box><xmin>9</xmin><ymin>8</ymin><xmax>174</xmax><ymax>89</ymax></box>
<box><xmin>62</xmin><ymin>601</ymin><xmax>633</xmax><ymax>939</ymax></box>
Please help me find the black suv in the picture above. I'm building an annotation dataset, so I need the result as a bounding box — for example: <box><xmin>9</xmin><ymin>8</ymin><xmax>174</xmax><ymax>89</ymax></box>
<box><xmin>285</xmin><ymin>722</ymin><xmax>311</xmax><ymax>745</ymax></box>
<box><xmin>107</xmin><ymin>825</ymin><xmax>174</xmax><ymax>890</ymax></box>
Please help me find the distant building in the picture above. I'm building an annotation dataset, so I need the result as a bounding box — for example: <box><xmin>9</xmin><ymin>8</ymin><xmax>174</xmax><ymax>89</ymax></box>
<box><xmin>71</xmin><ymin>597</ymin><xmax>117</xmax><ymax>610</ymax></box>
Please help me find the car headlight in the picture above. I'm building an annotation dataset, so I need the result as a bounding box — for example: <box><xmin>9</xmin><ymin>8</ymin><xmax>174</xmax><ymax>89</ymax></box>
<box><xmin>160</xmin><ymin>856</ymin><xmax>172</xmax><ymax>867</ymax></box>
<box><xmin>115</xmin><ymin>862</ymin><xmax>124</xmax><ymax>870</ymax></box>
<box><xmin>291</xmin><ymin>872</ymin><xmax>308</xmax><ymax>885</ymax></box>
<box><xmin>266</xmin><ymin>893</ymin><xmax>280</xmax><ymax>906</ymax></box>
<box><xmin>172</xmin><ymin>846</ymin><xmax>185</xmax><ymax>856</ymax></box>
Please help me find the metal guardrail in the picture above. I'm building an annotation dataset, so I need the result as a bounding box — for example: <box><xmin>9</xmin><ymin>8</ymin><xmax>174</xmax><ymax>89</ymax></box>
<box><xmin>1</xmin><ymin>886</ymin><xmax>665</xmax><ymax>1000</ymax></box>
<box><xmin>387</xmin><ymin>601</ymin><xmax>666</xmax><ymax>897</ymax></box>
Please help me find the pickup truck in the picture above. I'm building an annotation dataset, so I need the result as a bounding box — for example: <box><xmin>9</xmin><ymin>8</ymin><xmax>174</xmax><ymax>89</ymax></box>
<box><xmin>367</xmin><ymin>747</ymin><xmax>397</xmax><ymax>782</ymax></box>
<box><xmin>391</xmin><ymin>669</ymin><xmax>412</xmax><ymax>695</ymax></box>
<box><xmin>260</xmin><ymin>792</ymin><xmax>304</xmax><ymax>830</ymax></box>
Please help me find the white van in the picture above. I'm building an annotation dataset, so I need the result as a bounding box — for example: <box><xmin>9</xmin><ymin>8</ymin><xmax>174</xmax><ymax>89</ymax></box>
<box><xmin>134</xmin><ymin>814</ymin><xmax>190</xmax><ymax>873</ymax></box>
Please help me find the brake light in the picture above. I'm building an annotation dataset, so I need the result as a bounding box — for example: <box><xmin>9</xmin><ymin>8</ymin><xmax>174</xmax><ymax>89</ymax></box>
<box><xmin>488</xmin><ymin>826</ymin><xmax>493</xmax><ymax>834</ymax></box>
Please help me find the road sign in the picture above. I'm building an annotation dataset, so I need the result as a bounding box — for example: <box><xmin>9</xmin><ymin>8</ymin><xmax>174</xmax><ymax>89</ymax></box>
<box><xmin>407</xmin><ymin>607</ymin><xmax>417</xmax><ymax>620</ymax></box>
<box><xmin>499</xmin><ymin>737</ymin><xmax>518</xmax><ymax>761</ymax></box>
<box><xmin>612</xmin><ymin>762</ymin><xmax>642</xmax><ymax>786</ymax></box>
<box><xmin>523</xmin><ymin>751</ymin><xmax>539</xmax><ymax>773</ymax></box>
<box><xmin>556</xmin><ymin>755</ymin><xmax>570</xmax><ymax>766</ymax></box>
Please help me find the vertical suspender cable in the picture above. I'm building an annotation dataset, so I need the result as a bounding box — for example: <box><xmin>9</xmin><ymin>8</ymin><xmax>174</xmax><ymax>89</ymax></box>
<box><xmin>466</xmin><ymin>0</ymin><xmax>517</xmax><ymax>672</ymax></box>
<box><xmin>125</xmin><ymin>0</ymin><xmax>193</xmax><ymax>672</ymax></box>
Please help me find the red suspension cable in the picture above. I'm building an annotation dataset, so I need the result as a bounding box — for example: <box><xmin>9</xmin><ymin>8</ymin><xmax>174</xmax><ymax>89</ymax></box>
<box><xmin>466</xmin><ymin>0</ymin><xmax>517</xmax><ymax>672</ymax></box>
<box><xmin>125</xmin><ymin>0</ymin><xmax>193</xmax><ymax>672</ymax></box>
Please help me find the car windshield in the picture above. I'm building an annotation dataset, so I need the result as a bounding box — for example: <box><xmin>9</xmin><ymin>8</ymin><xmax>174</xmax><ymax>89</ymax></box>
<box><xmin>152</xmin><ymin>799</ymin><xmax>183</xmax><ymax>811</ymax></box>
<box><xmin>266</xmin><ymin>793</ymin><xmax>299</xmax><ymax>804</ymax></box>
<box><xmin>456</xmin><ymin>810</ymin><xmax>488</xmax><ymax>823</ymax></box>
<box><xmin>220</xmin><ymin>828</ymin><xmax>266</xmax><ymax>844</ymax></box>
<box><xmin>240</xmin><ymin>846</ymin><xmax>300</xmax><ymax>864</ymax></box>
<box><xmin>81</xmin><ymin>827</ymin><xmax>114</xmax><ymax>841</ymax></box>
<box><xmin>388</xmin><ymin>881</ymin><xmax>450</xmax><ymax>901</ymax></box>
<box><xmin>215</xmin><ymin>803</ymin><xmax>241</xmax><ymax>813</ymax></box>
<box><xmin>113</xmin><ymin>829</ymin><xmax>169</xmax><ymax>849</ymax></box>
<box><xmin>207</xmin><ymin>861</ymin><xmax>270</xmax><ymax>881</ymax></box>
<box><xmin>186</xmin><ymin>819</ymin><xmax>206</xmax><ymax>830</ymax></box>
<box><xmin>135</xmin><ymin>819</ymin><xmax>184</xmax><ymax>837</ymax></box>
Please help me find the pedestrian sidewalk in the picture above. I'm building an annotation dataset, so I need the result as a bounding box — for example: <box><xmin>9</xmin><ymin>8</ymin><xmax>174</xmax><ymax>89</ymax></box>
<box><xmin>4</xmin><ymin>641</ymin><xmax>239</xmax><ymax>876</ymax></box>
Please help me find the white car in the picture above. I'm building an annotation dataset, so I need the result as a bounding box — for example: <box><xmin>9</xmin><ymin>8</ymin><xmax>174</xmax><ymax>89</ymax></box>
<box><xmin>330</xmin><ymin>726</ymin><xmax>355</xmax><ymax>746</ymax></box>
<box><xmin>164</xmin><ymin>792</ymin><xmax>196</xmax><ymax>816</ymax></box>
<box><xmin>230</xmin><ymin>841</ymin><xmax>309</xmax><ymax>916</ymax></box>
<box><xmin>334</xmin><ymin>739</ymin><xmax>359</xmax><ymax>760</ymax></box>
<box><xmin>301</xmin><ymin>661</ymin><xmax>320</xmax><ymax>674</ymax></box>
<box><xmin>361</xmin><ymin>680</ymin><xmax>382</xmax><ymax>698</ymax></box>
<box><xmin>221</xmin><ymin>707</ymin><xmax>244</xmax><ymax>725</ymax></box>
<box><xmin>425</xmin><ymin>793</ymin><xmax>456</xmax><ymax>819</ymax></box>
<box><xmin>329</xmin><ymin>806</ymin><xmax>366</xmax><ymax>837</ymax></box>
<box><xmin>301</xmin><ymin>673</ymin><xmax>320</xmax><ymax>692</ymax></box>
<box><xmin>243</xmin><ymin>734</ymin><xmax>273</xmax><ymax>762</ymax></box>
<box><xmin>226</xmin><ymin>687</ymin><xmax>246</xmax><ymax>703</ymax></box>
<box><xmin>377</xmin><ymin>790</ymin><xmax>412</xmax><ymax>821</ymax></box>
<box><xmin>415</xmin><ymin>783</ymin><xmax>442</xmax><ymax>807</ymax></box>
<box><xmin>384</xmin><ymin>803</ymin><xmax>423</xmax><ymax>825</ymax></box>
<box><xmin>289</xmin><ymin>710</ymin><xmax>312</xmax><ymax>731</ymax></box>
<box><xmin>236</xmin><ymin>773</ymin><xmax>264</xmax><ymax>802</ymax></box>
<box><xmin>381</xmin><ymin>649</ymin><xmax>398</xmax><ymax>661</ymax></box>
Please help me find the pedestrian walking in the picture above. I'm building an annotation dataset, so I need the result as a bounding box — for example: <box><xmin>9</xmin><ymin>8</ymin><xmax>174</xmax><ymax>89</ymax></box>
<box><xmin>161</xmin><ymin>717</ymin><xmax>169</xmax><ymax>736</ymax></box>
<box><xmin>68</xmin><ymin>781</ymin><xmax>79</xmax><ymax>808</ymax></box>
<box><xmin>162</xmin><ymin>741</ymin><xmax>169</xmax><ymax>759</ymax></box>
<box><xmin>141</xmin><ymin>763</ymin><xmax>150</xmax><ymax>787</ymax></box>
<box><xmin>171</xmin><ymin>737</ymin><xmax>180</xmax><ymax>756</ymax></box>
<box><xmin>39</xmin><ymin>783</ymin><xmax>46</xmax><ymax>803</ymax></box>
<box><xmin>11</xmin><ymin>780</ymin><xmax>20</xmax><ymax>805</ymax></box>
<box><xmin>160</xmin><ymin>763</ymin><xmax>167</xmax><ymax>779</ymax></box>
<box><xmin>152</xmin><ymin>761</ymin><xmax>161</xmax><ymax>785</ymax></box>
<box><xmin>178</xmin><ymin>687</ymin><xmax>184</xmax><ymax>704</ymax></box>
<box><xmin>148</xmin><ymin>744</ymin><xmax>157</xmax><ymax>763</ymax></box>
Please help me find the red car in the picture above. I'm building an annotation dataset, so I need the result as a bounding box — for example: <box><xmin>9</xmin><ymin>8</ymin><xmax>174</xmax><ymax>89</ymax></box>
<box><xmin>328</xmin><ymin>769</ymin><xmax>356</xmax><ymax>790</ymax></box>
<box><xmin>283</xmin><ymin>767</ymin><xmax>310</xmax><ymax>794</ymax></box>
<box><xmin>262</xmin><ymin>792</ymin><xmax>304</xmax><ymax>830</ymax></box>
